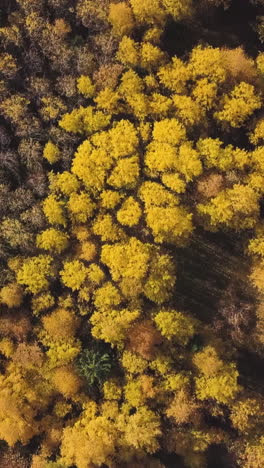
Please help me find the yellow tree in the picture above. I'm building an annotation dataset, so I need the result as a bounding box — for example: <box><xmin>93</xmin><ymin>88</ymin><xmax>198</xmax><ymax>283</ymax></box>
<box><xmin>109</xmin><ymin>3</ymin><xmax>135</xmax><ymax>36</ymax></box>
<box><xmin>60</xmin><ymin>414</ymin><xmax>119</xmax><ymax>468</ymax></box>
<box><xmin>215</xmin><ymin>82</ymin><xmax>262</xmax><ymax>127</ymax></box>
<box><xmin>154</xmin><ymin>309</ymin><xmax>197</xmax><ymax>345</ymax></box>
<box><xmin>197</xmin><ymin>184</ymin><xmax>259</xmax><ymax>230</ymax></box>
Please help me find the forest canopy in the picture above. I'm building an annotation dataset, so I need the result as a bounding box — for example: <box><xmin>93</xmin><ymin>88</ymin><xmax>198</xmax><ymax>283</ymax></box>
<box><xmin>0</xmin><ymin>0</ymin><xmax>264</xmax><ymax>467</ymax></box>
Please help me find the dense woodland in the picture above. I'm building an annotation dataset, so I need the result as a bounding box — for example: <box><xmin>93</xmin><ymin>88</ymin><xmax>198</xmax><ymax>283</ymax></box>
<box><xmin>0</xmin><ymin>0</ymin><xmax>264</xmax><ymax>467</ymax></box>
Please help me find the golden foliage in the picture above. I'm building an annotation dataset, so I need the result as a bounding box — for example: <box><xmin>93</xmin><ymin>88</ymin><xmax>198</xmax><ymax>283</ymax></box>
<box><xmin>239</xmin><ymin>436</ymin><xmax>264</xmax><ymax>468</ymax></box>
<box><xmin>195</xmin><ymin>363</ymin><xmax>241</xmax><ymax>404</ymax></box>
<box><xmin>93</xmin><ymin>282</ymin><xmax>122</xmax><ymax>311</ymax></box>
<box><xmin>0</xmin><ymin>283</ymin><xmax>23</xmax><ymax>308</ymax></box>
<box><xmin>67</xmin><ymin>191</ymin><xmax>95</xmax><ymax>223</ymax></box>
<box><xmin>0</xmin><ymin>53</ymin><xmax>18</xmax><ymax>78</ymax></box>
<box><xmin>189</xmin><ymin>45</ymin><xmax>226</xmax><ymax>83</ymax></box>
<box><xmin>215</xmin><ymin>82</ymin><xmax>262</xmax><ymax>127</ymax></box>
<box><xmin>109</xmin><ymin>2</ymin><xmax>135</xmax><ymax>36</ymax></box>
<box><xmin>103</xmin><ymin>379</ymin><xmax>122</xmax><ymax>400</ymax></box>
<box><xmin>158</xmin><ymin>57</ymin><xmax>191</xmax><ymax>93</ymax></box>
<box><xmin>2</xmin><ymin>16</ymin><xmax>264</xmax><ymax>467</ymax></box>
<box><xmin>95</xmin><ymin>87</ymin><xmax>120</xmax><ymax>113</ymax></box>
<box><xmin>59</xmin><ymin>106</ymin><xmax>111</xmax><ymax>135</ymax></box>
<box><xmin>250</xmin><ymin>261</ymin><xmax>264</xmax><ymax>292</ymax></box>
<box><xmin>31</xmin><ymin>292</ymin><xmax>55</xmax><ymax>316</ymax></box>
<box><xmin>220</xmin><ymin>47</ymin><xmax>258</xmax><ymax>83</ymax></box>
<box><xmin>173</xmin><ymin>94</ymin><xmax>203</xmax><ymax>125</ymax></box>
<box><xmin>122</xmin><ymin>350</ymin><xmax>148</xmax><ymax>374</ymax></box>
<box><xmin>192</xmin><ymin>77</ymin><xmax>218</xmax><ymax>110</ymax></box>
<box><xmin>42</xmin><ymin>308</ymin><xmax>80</xmax><ymax>340</ymax></box>
<box><xmin>230</xmin><ymin>397</ymin><xmax>263</xmax><ymax>433</ymax></box>
<box><xmin>154</xmin><ymin>310</ymin><xmax>197</xmax><ymax>345</ymax></box>
<box><xmin>60</xmin><ymin>260</ymin><xmax>87</xmax><ymax>290</ymax></box>
<box><xmin>117</xmin><ymin>36</ymin><xmax>140</xmax><ymax>67</ymax></box>
<box><xmin>143</xmin><ymin>252</ymin><xmax>176</xmax><ymax>303</ymax></box>
<box><xmin>197</xmin><ymin>184</ymin><xmax>259</xmax><ymax>230</ymax></box>
<box><xmin>193</xmin><ymin>346</ymin><xmax>224</xmax><ymax>376</ymax></box>
<box><xmin>163</xmin><ymin>372</ymin><xmax>190</xmax><ymax>392</ymax></box>
<box><xmin>77</xmin><ymin>75</ymin><xmax>95</xmax><ymax>97</ymax></box>
<box><xmin>121</xmin><ymin>406</ymin><xmax>161</xmax><ymax>453</ymax></box>
<box><xmin>79</xmin><ymin>240</ymin><xmax>97</xmax><ymax>262</ymax></box>
<box><xmin>100</xmin><ymin>190</ymin><xmax>122</xmax><ymax>209</ymax></box>
<box><xmin>91</xmin><ymin>307</ymin><xmax>140</xmax><ymax>344</ymax></box>
<box><xmin>92</xmin><ymin>214</ymin><xmax>126</xmax><ymax>242</ymax></box>
<box><xmin>166</xmin><ymin>389</ymin><xmax>199</xmax><ymax>424</ymax></box>
<box><xmin>40</xmin><ymin>96</ymin><xmax>67</xmax><ymax>121</ymax></box>
<box><xmin>101</xmin><ymin>237</ymin><xmax>150</xmax><ymax>283</ymax></box>
<box><xmin>17</xmin><ymin>255</ymin><xmax>54</xmax><ymax>294</ymax></box>
<box><xmin>43</xmin><ymin>141</ymin><xmax>61</xmax><ymax>164</ymax></box>
<box><xmin>162</xmin><ymin>0</ymin><xmax>193</xmax><ymax>19</ymax></box>
<box><xmin>0</xmin><ymin>338</ymin><xmax>15</xmax><ymax>358</ymax></box>
<box><xmin>152</xmin><ymin>118</ymin><xmax>186</xmax><ymax>146</ymax></box>
<box><xmin>60</xmin><ymin>414</ymin><xmax>118</xmax><ymax>468</ymax></box>
<box><xmin>256</xmin><ymin>52</ymin><xmax>264</xmax><ymax>74</ymax></box>
<box><xmin>250</xmin><ymin>119</ymin><xmax>264</xmax><ymax>145</ymax></box>
<box><xmin>117</xmin><ymin>196</ymin><xmax>142</xmax><ymax>226</ymax></box>
<box><xmin>129</xmin><ymin>0</ymin><xmax>166</xmax><ymax>25</ymax></box>
<box><xmin>52</xmin><ymin>366</ymin><xmax>82</xmax><ymax>397</ymax></box>
<box><xmin>139</xmin><ymin>181</ymin><xmax>193</xmax><ymax>244</ymax></box>
<box><xmin>49</xmin><ymin>171</ymin><xmax>80</xmax><ymax>195</ymax></box>
<box><xmin>36</xmin><ymin>228</ymin><xmax>69</xmax><ymax>253</ymax></box>
<box><xmin>107</xmin><ymin>155</ymin><xmax>140</xmax><ymax>188</ymax></box>
<box><xmin>43</xmin><ymin>195</ymin><xmax>66</xmax><ymax>226</ymax></box>
<box><xmin>124</xmin><ymin>375</ymin><xmax>155</xmax><ymax>406</ymax></box>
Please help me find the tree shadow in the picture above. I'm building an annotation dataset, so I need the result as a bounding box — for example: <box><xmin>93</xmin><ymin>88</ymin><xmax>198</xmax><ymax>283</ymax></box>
<box><xmin>162</xmin><ymin>0</ymin><xmax>261</xmax><ymax>59</ymax></box>
<box><xmin>207</xmin><ymin>444</ymin><xmax>235</xmax><ymax>468</ymax></box>
<box><xmin>172</xmin><ymin>228</ymin><xmax>250</xmax><ymax>322</ymax></box>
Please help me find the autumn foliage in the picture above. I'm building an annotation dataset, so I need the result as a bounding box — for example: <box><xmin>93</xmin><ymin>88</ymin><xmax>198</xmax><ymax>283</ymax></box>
<box><xmin>0</xmin><ymin>0</ymin><xmax>263</xmax><ymax>467</ymax></box>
